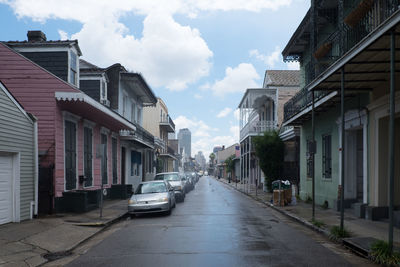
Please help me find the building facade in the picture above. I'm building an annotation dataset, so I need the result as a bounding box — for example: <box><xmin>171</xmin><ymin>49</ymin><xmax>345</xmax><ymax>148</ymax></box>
<box><xmin>282</xmin><ymin>0</ymin><xmax>400</xmax><ymax>220</ymax></box>
<box><xmin>143</xmin><ymin>97</ymin><xmax>176</xmax><ymax>173</ymax></box>
<box><xmin>0</xmin><ymin>82</ymin><xmax>37</xmax><ymax>224</ymax></box>
<box><xmin>178</xmin><ymin>128</ymin><xmax>191</xmax><ymax>158</ymax></box>
<box><xmin>238</xmin><ymin>70</ymin><xmax>300</xmax><ymax>188</ymax></box>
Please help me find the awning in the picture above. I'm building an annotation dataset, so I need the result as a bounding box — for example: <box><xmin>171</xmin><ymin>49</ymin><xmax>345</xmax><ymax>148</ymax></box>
<box><xmin>55</xmin><ymin>92</ymin><xmax>136</xmax><ymax>132</ymax></box>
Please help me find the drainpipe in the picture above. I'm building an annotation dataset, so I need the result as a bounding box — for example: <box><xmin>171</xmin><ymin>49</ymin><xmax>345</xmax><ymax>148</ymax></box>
<box><xmin>30</xmin><ymin>113</ymin><xmax>39</xmax><ymax>217</ymax></box>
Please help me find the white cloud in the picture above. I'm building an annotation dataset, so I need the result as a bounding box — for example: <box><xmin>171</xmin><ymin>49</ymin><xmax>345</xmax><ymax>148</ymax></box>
<box><xmin>210</xmin><ymin>63</ymin><xmax>260</xmax><ymax>96</ymax></box>
<box><xmin>234</xmin><ymin>109</ymin><xmax>240</xmax><ymax>120</ymax></box>
<box><xmin>3</xmin><ymin>0</ymin><xmax>292</xmax><ymax>91</ymax></box>
<box><xmin>194</xmin><ymin>93</ymin><xmax>203</xmax><ymax>99</ymax></box>
<box><xmin>174</xmin><ymin>115</ymin><xmax>240</xmax><ymax>157</ymax></box>
<box><xmin>216</xmin><ymin>107</ymin><xmax>232</xmax><ymax>118</ymax></box>
<box><xmin>249</xmin><ymin>46</ymin><xmax>281</xmax><ymax>68</ymax></box>
<box><xmin>286</xmin><ymin>61</ymin><xmax>300</xmax><ymax>70</ymax></box>
<box><xmin>58</xmin><ymin>29</ymin><xmax>69</xmax><ymax>40</ymax></box>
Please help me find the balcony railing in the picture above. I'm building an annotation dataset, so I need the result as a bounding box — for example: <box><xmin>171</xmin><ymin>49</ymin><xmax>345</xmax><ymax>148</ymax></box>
<box><xmin>160</xmin><ymin>114</ymin><xmax>175</xmax><ymax>132</ymax></box>
<box><xmin>167</xmin><ymin>146</ymin><xmax>175</xmax><ymax>155</ymax></box>
<box><xmin>240</xmin><ymin>120</ymin><xmax>277</xmax><ymax>140</ymax></box>
<box><xmin>284</xmin><ymin>0</ymin><xmax>398</xmax><ymax>122</ymax></box>
<box><xmin>135</xmin><ymin>124</ymin><xmax>154</xmax><ymax>145</ymax></box>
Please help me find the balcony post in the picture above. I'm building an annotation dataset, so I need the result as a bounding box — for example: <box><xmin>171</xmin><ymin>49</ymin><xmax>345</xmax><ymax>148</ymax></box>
<box><xmin>338</xmin><ymin>0</ymin><xmax>344</xmax><ymax>56</ymax></box>
<box><xmin>310</xmin><ymin>0</ymin><xmax>317</xmax><ymax>81</ymax></box>
<box><xmin>388</xmin><ymin>28</ymin><xmax>396</xmax><ymax>253</ymax></box>
<box><xmin>311</xmin><ymin>90</ymin><xmax>315</xmax><ymax>221</ymax></box>
<box><xmin>340</xmin><ymin>67</ymin><xmax>345</xmax><ymax>231</ymax></box>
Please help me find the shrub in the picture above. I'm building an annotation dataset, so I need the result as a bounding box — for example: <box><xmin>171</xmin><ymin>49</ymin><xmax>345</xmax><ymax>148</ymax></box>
<box><xmin>311</xmin><ymin>219</ymin><xmax>326</xmax><ymax>228</ymax></box>
<box><xmin>329</xmin><ymin>226</ymin><xmax>350</xmax><ymax>241</ymax></box>
<box><xmin>253</xmin><ymin>131</ymin><xmax>284</xmax><ymax>192</ymax></box>
<box><xmin>370</xmin><ymin>240</ymin><xmax>400</xmax><ymax>266</ymax></box>
<box><xmin>321</xmin><ymin>200</ymin><xmax>329</xmax><ymax>209</ymax></box>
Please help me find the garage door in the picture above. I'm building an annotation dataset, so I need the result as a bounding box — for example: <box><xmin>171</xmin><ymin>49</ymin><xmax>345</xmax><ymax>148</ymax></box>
<box><xmin>0</xmin><ymin>155</ymin><xmax>13</xmax><ymax>225</ymax></box>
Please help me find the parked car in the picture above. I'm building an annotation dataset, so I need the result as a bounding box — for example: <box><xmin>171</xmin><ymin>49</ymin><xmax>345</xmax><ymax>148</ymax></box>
<box><xmin>180</xmin><ymin>175</ymin><xmax>191</xmax><ymax>193</ymax></box>
<box><xmin>154</xmin><ymin>172</ymin><xmax>186</xmax><ymax>202</ymax></box>
<box><xmin>128</xmin><ymin>181</ymin><xmax>175</xmax><ymax>217</ymax></box>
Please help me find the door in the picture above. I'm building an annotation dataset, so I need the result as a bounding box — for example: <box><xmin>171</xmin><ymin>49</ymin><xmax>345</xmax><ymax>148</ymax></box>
<box><xmin>356</xmin><ymin>129</ymin><xmax>363</xmax><ymax>202</ymax></box>
<box><xmin>84</xmin><ymin>127</ymin><xmax>93</xmax><ymax>187</ymax></box>
<box><xmin>38</xmin><ymin>166</ymin><xmax>54</xmax><ymax>215</ymax></box>
<box><xmin>0</xmin><ymin>154</ymin><xmax>13</xmax><ymax>224</ymax></box>
<box><xmin>65</xmin><ymin>121</ymin><xmax>77</xmax><ymax>190</ymax></box>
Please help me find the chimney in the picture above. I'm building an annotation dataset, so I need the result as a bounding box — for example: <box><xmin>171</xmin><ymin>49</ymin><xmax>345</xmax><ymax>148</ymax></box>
<box><xmin>27</xmin><ymin>31</ymin><xmax>47</xmax><ymax>42</ymax></box>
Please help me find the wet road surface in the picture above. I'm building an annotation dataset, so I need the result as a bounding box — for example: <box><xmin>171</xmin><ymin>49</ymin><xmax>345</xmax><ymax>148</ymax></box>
<box><xmin>67</xmin><ymin>176</ymin><xmax>359</xmax><ymax>267</ymax></box>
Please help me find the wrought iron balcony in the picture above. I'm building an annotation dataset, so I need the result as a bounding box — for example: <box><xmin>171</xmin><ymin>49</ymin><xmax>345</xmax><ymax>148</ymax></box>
<box><xmin>284</xmin><ymin>0</ymin><xmax>399</xmax><ymax>122</ymax></box>
<box><xmin>240</xmin><ymin>120</ymin><xmax>277</xmax><ymax>141</ymax></box>
<box><xmin>160</xmin><ymin>114</ymin><xmax>175</xmax><ymax>132</ymax></box>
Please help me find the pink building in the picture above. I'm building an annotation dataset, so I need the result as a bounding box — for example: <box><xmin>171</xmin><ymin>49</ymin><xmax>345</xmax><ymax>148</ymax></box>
<box><xmin>0</xmin><ymin>40</ymin><xmax>136</xmax><ymax>213</ymax></box>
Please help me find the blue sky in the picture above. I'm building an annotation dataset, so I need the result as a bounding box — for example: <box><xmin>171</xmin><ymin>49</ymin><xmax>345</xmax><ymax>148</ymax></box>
<box><xmin>0</xmin><ymin>0</ymin><xmax>309</xmax><ymax>157</ymax></box>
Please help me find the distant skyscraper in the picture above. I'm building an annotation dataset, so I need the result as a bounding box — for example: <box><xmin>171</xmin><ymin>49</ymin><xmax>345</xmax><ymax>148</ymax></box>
<box><xmin>178</xmin><ymin>128</ymin><xmax>191</xmax><ymax>157</ymax></box>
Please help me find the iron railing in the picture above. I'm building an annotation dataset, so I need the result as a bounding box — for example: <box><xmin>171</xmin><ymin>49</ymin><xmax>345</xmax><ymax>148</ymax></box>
<box><xmin>284</xmin><ymin>0</ymin><xmax>399</xmax><ymax>122</ymax></box>
<box><xmin>240</xmin><ymin>120</ymin><xmax>277</xmax><ymax>140</ymax></box>
<box><xmin>135</xmin><ymin>124</ymin><xmax>154</xmax><ymax>145</ymax></box>
<box><xmin>160</xmin><ymin>114</ymin><xmax>175</xmax><ymax>130</ymax></box>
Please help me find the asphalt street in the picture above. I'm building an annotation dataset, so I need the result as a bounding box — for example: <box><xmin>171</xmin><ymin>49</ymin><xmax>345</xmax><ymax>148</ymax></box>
<box><xmin>66</xmin><ymin>176</ymin><xmax>359</xmax><ymax>267</ymax></box>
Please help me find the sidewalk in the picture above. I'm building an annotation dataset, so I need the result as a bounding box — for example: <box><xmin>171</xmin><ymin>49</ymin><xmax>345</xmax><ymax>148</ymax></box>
<box><xmin>216</xmin><ymin>177</ymin><xmax>400</xmax><ymax>255</ymax></box>
<box><xmin>0</xmin><ymin>199</ymin><xmax>128</xmax><ymax>266</ymax></box>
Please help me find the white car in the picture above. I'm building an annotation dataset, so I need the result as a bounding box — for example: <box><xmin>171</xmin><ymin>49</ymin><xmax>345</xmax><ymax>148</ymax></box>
<box><xmin>128</xmin><ymin>180</ymin><xmax>175</xmax><ymax>217</ymax></box>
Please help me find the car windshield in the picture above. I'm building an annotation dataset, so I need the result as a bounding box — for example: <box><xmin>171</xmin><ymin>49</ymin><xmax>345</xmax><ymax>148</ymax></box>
<box><xmin>155</xmin><ymin>173</ymin><xmax>180</xmax><ymax>181</ymax></box>
<box><xmin>135</xmin><ymin>182</ymin><xmax>167</xmax><ymax>194</ymax></box>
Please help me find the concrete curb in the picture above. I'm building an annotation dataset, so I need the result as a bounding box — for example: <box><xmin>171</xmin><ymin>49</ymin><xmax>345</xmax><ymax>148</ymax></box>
<box><xmin>215</xmin><ymin>178</ymin><xmax>331</xmax><ymax>238</ymax></box>
<box><xmin>41</xmin><ymin>211</ymin><xmax>128</xmax><ymax>264</ymax></box>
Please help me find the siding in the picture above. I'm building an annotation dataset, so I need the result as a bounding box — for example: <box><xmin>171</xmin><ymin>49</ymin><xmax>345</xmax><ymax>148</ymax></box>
<box><xmin>0</xmin><ymin>86</ymin><xmax>34</xmax><ymax>221</ymax></box>
<box><xmin>20</xmin><ymin>51</ymin><xmax>69</xmax><ymax>82</ymax></box>
<box><xmin>80</xmin><ymin>80</ymin><xmax>100</xmax><ymax>101</ymax></box>
<box><xmin>0</xmin><ymin>43</ymin><xmax>78</xmax><ymax>170</ymax></box>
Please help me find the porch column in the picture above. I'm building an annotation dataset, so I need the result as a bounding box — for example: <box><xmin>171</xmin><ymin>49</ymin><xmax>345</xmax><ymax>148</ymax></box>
<box><xmin>363</xmin><ymin>119</ymin><xmax>368</xmax><ymax>204</ymax></box>
<box><xmin>311</xmin><ymin>90</ymin><xmax>315</xmax><ymax>221</ymax></box>
<box><xmin>388</xmin><ymin>29</ymin><xmax>396</xmax><ymax>252</ymax></box>
<box><xmin>340</xmin><ymin>67</ymin><xmax>345</xmax><ymax>230</ymax></box>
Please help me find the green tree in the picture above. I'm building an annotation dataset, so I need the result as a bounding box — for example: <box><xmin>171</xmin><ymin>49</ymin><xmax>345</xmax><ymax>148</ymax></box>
<box><xmin>209</xmin><ymin>153</ymin><xmax>215</xmax><ymax>166</ymax></box>
<box><xmin>253</xmin><ymin>130</ymin><xmax>284</xmax><ymax>192</ymax></box>
<box><xmin>225</xmin><ymin>155</ymin><xmax>235</xmax><ymax>174</ymax></box>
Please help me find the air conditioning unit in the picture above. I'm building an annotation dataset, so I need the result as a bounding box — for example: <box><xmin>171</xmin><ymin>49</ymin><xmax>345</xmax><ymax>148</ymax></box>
<box><xmin>100</xmin><ymin>99</ymin><xmax>110</xmax><ymax>107</ymax></box>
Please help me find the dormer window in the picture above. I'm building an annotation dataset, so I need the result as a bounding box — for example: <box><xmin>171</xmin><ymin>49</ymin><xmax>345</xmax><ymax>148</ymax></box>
<box><xmin>100</xmin><ymin>80</ymin><xmax>107</xmax><ymax>101</ymax></box>
<box><xmin>69</xmin><ymin>52</ymin><xmax>78</xmax><ymax>86</ymax></box>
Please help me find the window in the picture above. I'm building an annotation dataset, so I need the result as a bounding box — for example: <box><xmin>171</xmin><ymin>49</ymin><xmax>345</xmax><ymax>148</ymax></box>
<box><xmin>101</xmin><ymin>80</ymin><xmax>107</xmax><ymax>100</ymax></box>
<box><xmin>131</xmin><ymin>103</ymin><xmax>136</xmax><ymax>123</ymax></box>
<box><xmin>322</xmin><ymin>134</ymin><xmax>332</xmax><ymax>178</ymax></box>
<box><xmin>112</xmin><ymin>138</ymin><xmax>118</xmax><ymax>184</ymax></box>
<box><xmin>122</xmin><ymin>96</ymin><xmax>127</xmax><ymax>117</ymax></box>
<box><xmin>306</xmin><ymin>139</ymin><xmax>313</xmax><ymax>178</ymax></box>
<box><xmin>137</xmin><ymin>107</ymin><xmax>142</xmax><ymax>125</ymax></box>
<box><xmin>65</xmin><ymin>120</ymin><xmax>77</xmax><ymax>190</ymax></box>
<box><xmin>84</xmin><ymin>127</ymin><xmax>93</xmax><ymax>187</ymax></box>
<box><xmin>101</xmin><ymin>134</ymin><xmax>108</xmax><ymax>185</ymax></box>
<box><xmin>69</xmin><ymin>52</ymin><xmax>77</xmax><ymax>86</ymax></box>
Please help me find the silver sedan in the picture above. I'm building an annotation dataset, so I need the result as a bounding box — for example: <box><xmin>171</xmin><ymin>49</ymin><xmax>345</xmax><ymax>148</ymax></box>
<box><xmin>128</xmin><ymin>181</ymin><xmax>175</xmax><ymax>217</ymax></box>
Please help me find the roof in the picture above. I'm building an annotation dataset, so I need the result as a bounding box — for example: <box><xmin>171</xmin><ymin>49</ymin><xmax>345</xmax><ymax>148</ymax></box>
<box><xmin>264</xmin><ymin>70</ymin><xmax>300</xmax><ymax>87</ymax></box>
<box><xmin>4</xmin><ymin>39</ymin><xmax>83</xmax><ymax>56</ymax></box>
<box><xmin>0</xmin><ymin>43</ymin><xmax>136</xmax><ymax>131</ymax></box>
<box><xmin>80</xmin><ymin>59</ymin><xmax>101</xmax><ymax>69</ymax></box>
<box><xmin>120</xmin><ymin>72</ymin><xmax>157</xmax><ymax>105</ymax></box>
<box><xmin>282</xmin><ymin>9</ymin><xmax>310</xmax><ymax>61</ymax></box>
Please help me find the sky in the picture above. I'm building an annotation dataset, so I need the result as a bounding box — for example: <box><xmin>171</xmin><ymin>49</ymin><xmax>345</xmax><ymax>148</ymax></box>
<box><xmin>0</xmin><ymin>0</ymin><xmax>309</xmax><ymax>158</ymax></box>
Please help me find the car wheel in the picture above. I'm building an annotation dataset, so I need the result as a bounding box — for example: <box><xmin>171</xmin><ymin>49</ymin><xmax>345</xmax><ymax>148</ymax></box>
<box><xmin>130</xmin><ymin>214</ymin><xmax>136</xmax><ymax>219</ymax></box>
<box><xmin>165</xmin><ymin>208</ymin><xmax>171</xmax><ymax>215</ymax></box>
<box><xmin>173</xmin><ymin>201</ymin><xmax>176</xmax><ymax>208</ymax></box>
